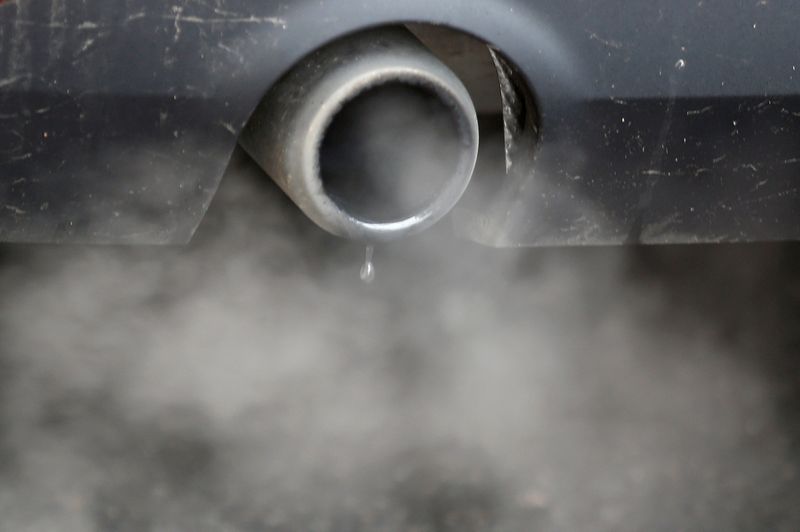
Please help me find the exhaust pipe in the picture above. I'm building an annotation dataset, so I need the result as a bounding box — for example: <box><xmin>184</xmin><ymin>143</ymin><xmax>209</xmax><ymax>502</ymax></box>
<box><xmin>239</xmin><ymin>27</ymin><xmax>480</xmax><ymax>241</ymax></box>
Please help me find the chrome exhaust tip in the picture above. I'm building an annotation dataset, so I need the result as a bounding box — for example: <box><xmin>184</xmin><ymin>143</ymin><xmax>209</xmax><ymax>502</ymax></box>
<box><xmin>239</xmin><ymin>27</ymin><xmax>480</xmax><ymax>241</ymax></box>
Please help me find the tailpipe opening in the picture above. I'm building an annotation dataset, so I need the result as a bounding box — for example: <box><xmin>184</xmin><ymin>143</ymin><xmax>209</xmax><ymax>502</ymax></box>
<box><xmin>239</xmin><ymin>27</ymin><xmax>480</xmax><ymax>241</ymax></box>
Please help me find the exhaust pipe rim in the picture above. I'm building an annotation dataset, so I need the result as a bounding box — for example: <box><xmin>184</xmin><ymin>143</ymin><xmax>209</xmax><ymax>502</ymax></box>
<box><xmin>240</xmin><ymin>27</ymin><xmax>480</xmax><ymax>242</ymax></box>
<box><xmin>299</xmin><ymin>66</ymin><xmax>479</xmax><ymax>241</ymax></box>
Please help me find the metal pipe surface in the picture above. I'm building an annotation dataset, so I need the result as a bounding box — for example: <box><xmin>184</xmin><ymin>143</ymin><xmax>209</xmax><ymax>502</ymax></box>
<box><xmin>239</xmin><ymin>27</ymin><xmax>480</xmax><ymax>241</ymax></box>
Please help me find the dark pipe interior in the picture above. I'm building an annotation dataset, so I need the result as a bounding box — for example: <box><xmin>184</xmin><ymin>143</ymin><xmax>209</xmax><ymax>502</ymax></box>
<box><xmin>318</xmin><ymin>82</ymin><xmax>465</xmax><ymax>223</ymax></box>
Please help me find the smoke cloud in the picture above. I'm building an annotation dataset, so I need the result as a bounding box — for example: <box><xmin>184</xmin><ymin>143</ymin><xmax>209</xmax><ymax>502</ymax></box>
<box><xmin>0</xmin><ymin>150</ymin><xmax>799</xmax><ymax>531</ymax></box>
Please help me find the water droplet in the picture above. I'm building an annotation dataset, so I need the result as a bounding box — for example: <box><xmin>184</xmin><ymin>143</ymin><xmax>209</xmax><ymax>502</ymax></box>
<box><xmin>360</xmin><ymin>245</ymin><xmax>375</xmax><ymax>284</ymax></box>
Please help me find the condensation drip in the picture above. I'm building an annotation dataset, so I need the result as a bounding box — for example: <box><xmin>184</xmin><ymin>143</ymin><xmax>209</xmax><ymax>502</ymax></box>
<box><xmin>360</xmin><ymin>245</ymin><xmax>375</xmax><ymax>284</ymax></box>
